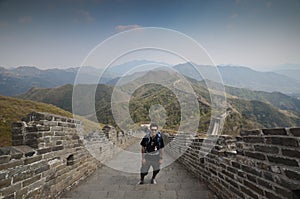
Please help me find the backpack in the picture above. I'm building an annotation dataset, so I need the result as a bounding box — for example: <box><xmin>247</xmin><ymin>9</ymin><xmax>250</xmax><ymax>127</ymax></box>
<box><xmin>145</xmin><ymin>131</ymin><xmax>162</xmax><ymax>149</ymax></box>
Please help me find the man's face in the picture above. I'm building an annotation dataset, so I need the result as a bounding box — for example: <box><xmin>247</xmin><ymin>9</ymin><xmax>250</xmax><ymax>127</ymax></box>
<box><xmin>150</xmin><ymin>127</ymin><xmax>158</xmax><ymax>137</ymax></box>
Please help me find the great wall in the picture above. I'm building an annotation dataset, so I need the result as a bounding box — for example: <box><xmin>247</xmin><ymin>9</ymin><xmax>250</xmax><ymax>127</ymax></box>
<box><xmin>0</xmin><ymin>112</ymin><xmax>300</xmax><ymax>198</ymax></box>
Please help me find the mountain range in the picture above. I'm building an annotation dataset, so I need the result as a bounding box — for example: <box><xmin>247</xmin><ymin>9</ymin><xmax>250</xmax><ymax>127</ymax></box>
<box><xmin>0</xmin><ymin>62</ymin><xmax>299</xmax><ymax>97</ymax></box>
<box><xmin>18</xmin><ymin>70</ymin><xmax>300</xmax><ymax>136</ymax></box>
<box><xmin>174</xmin><ymin>63</ymin><xmax>300</xmax><ymax>95</ymax></box>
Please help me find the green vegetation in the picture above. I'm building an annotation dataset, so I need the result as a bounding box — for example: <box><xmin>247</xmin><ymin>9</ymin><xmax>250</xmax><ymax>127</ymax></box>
<box><xmin>226</xmin><ymin>86</ymin><xmax>300</xmax><ymax>115</ymax></box>
<box><xmin>229</xmin><ymin>98</ymin><xmax>300</xmax><ymax>128</ymax></box>
<box><xmin>0</xmin><ymin>95</ymin><xmax>72</xmax><ymax>146</ymax></box>
<box><xmin>17</xmin><ymin>71</ymin><xmax>300</xmax><ymax>137</ymax></box>
<box><xmin>0</xmin><ymin>95</ymin><xmax>102</xmax><ymax>147</ymax></box>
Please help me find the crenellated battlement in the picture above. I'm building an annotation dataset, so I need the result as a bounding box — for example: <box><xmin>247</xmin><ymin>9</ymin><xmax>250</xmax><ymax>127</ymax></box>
<box><xmin>0</xmin><ymin>112</ymin><xmax>137</xmax><ymax>198</ymax></box>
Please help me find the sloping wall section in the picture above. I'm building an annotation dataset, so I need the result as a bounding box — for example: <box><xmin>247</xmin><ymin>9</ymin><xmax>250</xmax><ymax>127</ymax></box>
<box><xmin>164</xmin><ymin>128</ymin><xmax>300</xmax><ymax>199</ymax></box>
<box><xmin>0</xmin><ymin>112</ymin><xmax>136</xmax><ymax>198</ymax></box>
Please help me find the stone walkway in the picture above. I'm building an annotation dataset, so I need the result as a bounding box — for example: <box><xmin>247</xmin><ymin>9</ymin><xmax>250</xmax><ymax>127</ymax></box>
<box><xmin>61</xmin><ymin>141</ymin><xmax>214</xmax><ymax>199</ymax></box>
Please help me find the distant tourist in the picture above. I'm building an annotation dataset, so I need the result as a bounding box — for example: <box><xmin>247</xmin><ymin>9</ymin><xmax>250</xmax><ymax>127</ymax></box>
<box><xmin>138</xmin><ymin>123</ymin><xmax>164</xmax><ymax>184</ymax></box>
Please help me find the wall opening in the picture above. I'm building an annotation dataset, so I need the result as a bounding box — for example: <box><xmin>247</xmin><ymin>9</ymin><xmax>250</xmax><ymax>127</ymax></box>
<box><xmin>67</xmin><ymin>154</ymin><xmax>74</xmax><ymax>166</ymax></box>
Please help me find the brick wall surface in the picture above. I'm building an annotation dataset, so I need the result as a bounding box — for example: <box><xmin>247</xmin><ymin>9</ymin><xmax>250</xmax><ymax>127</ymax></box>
<box><xmin>163</xmin><ymin>128</ymin><xmax>300</xmax><ymax>199</ymax></box>
<box><xmin>0</xmin><ymin>112</ymin><xmax>137</xmax><ymax>199</ymax></box>
<box><xmin>2</xmin><ymin>111</ymin><xmax>299</xmax><ymax>199</ymax></box>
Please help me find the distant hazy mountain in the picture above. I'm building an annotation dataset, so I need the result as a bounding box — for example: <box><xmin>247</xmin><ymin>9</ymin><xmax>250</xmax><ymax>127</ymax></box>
<box><xmin>0</xmin><ymin>61</ymin><xmax>169</xmax><ymax>96</ymax></box>
<box><xmin>1</xmin><ymin>62</ymin><xmax>300</xmax><ymax>96</ymax></box>
<box><xmin>173</xmin><ymin>63</ymin><xmax>300</xmax><ymax>94</ymax></box>
<box><xmin>272</xmin><ymin>69</ymin><xmax>300</xmax><ymax>83</ymax></box>
<box><xmin>107</xmin><ymin>60</ymin><xmax>170</xmax><ymax>76</ymax></box>
<box><xmin>0</xmin><ymin>66</ymin><xmax>115</xmax><ymax>96</ymax></box>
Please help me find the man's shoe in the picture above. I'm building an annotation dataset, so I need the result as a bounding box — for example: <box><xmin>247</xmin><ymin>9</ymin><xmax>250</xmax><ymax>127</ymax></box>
<box><xmin>138</xmin><ymin>180</ymin><xmax>144</xmax><ymax>185</ymax></box>
<box><xmin>151</xmin><ymin>179</ymin><xmax>157</xmax><ymax>184</ymax></box>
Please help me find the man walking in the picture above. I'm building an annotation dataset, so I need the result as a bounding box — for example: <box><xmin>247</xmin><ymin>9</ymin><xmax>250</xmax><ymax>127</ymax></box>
<box><xmin>139</xmin><ymin>123</ymin><xmax>164</xmax><ymax>184</ymax></box>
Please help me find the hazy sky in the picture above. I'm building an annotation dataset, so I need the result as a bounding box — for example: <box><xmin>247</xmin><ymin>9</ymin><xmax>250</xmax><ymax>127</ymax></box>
<box><xmin>0</xmin><ymin>0</ymin><xmax>299</xmax><ymax>70</ymax></box>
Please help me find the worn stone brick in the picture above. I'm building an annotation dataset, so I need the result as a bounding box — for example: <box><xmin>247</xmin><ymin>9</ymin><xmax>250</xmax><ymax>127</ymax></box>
<box><xmin>52</xmin><ymin>146</ymin><xmax>64</xmax><ymax>151</ymax></box>
<box><xmin>289</xmin><ymin>128</ymin><xmax>300</xmax><ymax>137</ymax></box>
<box><xmin>25</xmin><ymin>188</ymin><xmax>41</xmax><ymax>198</ymax></box>
<box><xmin>243</xmin><ymin>137</ymin><xmax>264</xmax><ymax>143</ymax></box>
<box><xmin>37</xmin><ymin>126</ymin><xmax>50</xmax><ymax>131</ymax></box>
<box><xmin>11</xmin><ymin>153</ymin><xmax>23</xmax><ymax>160</ymax></box>
<box><xmin>226</xmin><ymin>166</ymin><xmax>236</xmax><ymax>174</ymax></box>
<box><xmin>256</xmin><ymin>161</ymin><xmax>271</xmax><ymax>171</ymax></box>
<box><xmin>274</xmin><ymin>176</ymin><xmax>300</xmax><ymax>190</ymax></box>
<box><xmin>262</xmin><ymin>171</ymin><xmax>274</xmax><ymax>182</ymax></box>
<box><xmin>13</xmin><ymin>170</ymin><xmax>34</xmax><ymax>183</ymax></box>
<box><xmin>43</xmin><ymin>121</ymin><xmax>58</xmax><ymax>126</ymax></box>
<box><xmin>3</xmin><ymin>193</ymin><xmax>14</xmax><ymax>199</ymax></box>
<box><xmin>254</xmin><ymin>145</ymin><xmax>279</xmax><ymax>154</ymax></box>
<box><xmin>0</xmin><ymin>160</ymin><xmax>23</xmax><ymax>170</ymax></box>
<box><xmin>257</xmin><ymin>178</ymin><xmax>272</xmax><ymax>189</ymax></box>
<box><xmin>231</xmin><ymin>161</ymin><xmax>241</xmax><ymax>169</ymax></box>
<box><xmin>241</xmin><ymin>165</ymin><xmax>262</xmax><ymax>177</ymax></box>
<box><xmin>284</xmin><ymin>169</ymin><xmax>300</xmax><ymax>181</ymax></box>
<box><xmin>0</xmin><ymin>172</ymin><xmax>7</xmax><ymax>181</ymax></box>
<box><xmin>12</xmin><ymin>135</ymin><xmax>23</xmax><ymax>141</ymax></box>
<box><xmin>246</xmin><ymin>174</ymin><xmax>257</xmax><ymax>183</ymax></box>
<box><xmin>244</xmin><ymin>179</ymin><xmax>264</xmax><ymax>195</ymax></box>
<box><xmin>22</xmin><ymin>174</ymin><xmax>41</xmax><ymax>187</ymax></box>
<box><xmin>273</xmin><ymin>185</ymin><xmax>293</xmax><ymax>198</ymax></box>
<box><xmin>222</xmin><ymin>169</ymin><xmax>234</xmax><ymax>179</ymax></box>
<box><xmin>226</xmin><ymin>177</ymin><xmax>238</xmax><ymax>188</ymax></box>
<box><xmin>265</xmin><ymin>137</ymin><xmax>299</xmax><ymax>147</ymax></box>
<box><xmin>44</xmin><ymin>131</ymin><xmax>54</xmax><ymax>136</ymax></box>
<box><xmin>37</xmin><ymin>148</ymin><xmax>52</xmax><ymax>155</ymax></box>
<box><xmin>282</xmin><ymin>149</ymin><xmax>300</xmax><ymax>159</ymax></box>
<box><xmin>25</xmin><ymin>126</ymin><xmax>38</xmax><ymax>132</ymax></box>
<box><xmin>240</xmin><ymin>185</ymin><xmax>259</xmax><ymax>199</ymax></box>
<box><xmin>0</xmin><ymin>183</ymin><xmax>21</xmax><ymax>197</ymax></box>
<box><xmin>55</xmin><ymin>131</ymin><xmax>65</xmax><ymax>136</ymax></box>
<box><xmin>262</xmin><ymin>128</ymin><xmax>287</xmax><ymax>135</ymax></box>
<box><xmin>24</xmin><ymin>155</ymin><xmax>42</xmax><ymax>165</ymax></box>
<box><xmin>0</xmin><ymin>178</ymin><xmax>11</xmax><ymax>189</ymax></box>
<box><xmin>244</xmin><ymin>151</ymin><xmax>266</xmax><ymax>160</ymax></box>
<box><xmin>67</xmin><ymin>123</ymin><xmax>76</xmax><ymax>128</ymax></box>
<box><xmin>12</xmin><ymin>140</ymin><xmax>23</xmax><ymax>146</ymax></box>
<box><xmin>267</xmin><ymin>156</ymin><xmax>299</xmax><ymax>167</ymax></box>
<box><xmin>265</xmin><ymin>191</ymin><xmax>284</xmax><ymax>199</ymax></box>
<box><xmin>228</xmin><ymin>185</ymin><xmax>244</xmax><ymax>198</ymax></box>
<box><xmin>50</xmin><ymin>126</ymin><xmax>63</xmax><ymax>131</ymax></box>
<box><xmin>24</xmin><ymin>139</ymin><xmax>38</xmax><ymax>149</ymax></box>
<box><xmin>35</xmin><ymin>164</ymin><xmax>50</xmax><ymax>174</ymax></box>
<box><xmin>16</xmin><ymin>187</ymin><xmax>28</xmax><ymax>199</ymax></box>
<box><xmin>25</xmin><ymin>133</ymin><xmax>38</xmax><ymax>140</ymax></box>
<box><xmin>241</xmin><ymin>130</ymin><xmax>262</xmax><ymax>136</ymax></box>
<box><xmin>0</xmin><ymin>155</ymin><xmax>11</xmax><ymax>164</ymax></box>
<box><xmin>72</xmin><ymin>135</ymin><xmax>80</xmax><ymax>140</ymax></box>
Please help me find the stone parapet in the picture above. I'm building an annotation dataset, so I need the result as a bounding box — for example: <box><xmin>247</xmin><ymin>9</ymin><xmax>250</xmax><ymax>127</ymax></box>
<box><xmin>0</xmin><ymin>112</ymin><xmax>137</xmax><ymax>198</ymax></box>
<box><xmin>163</xmin><ymin>127</ymin><xmax>300</xmax><ymax>199</ymax></box>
